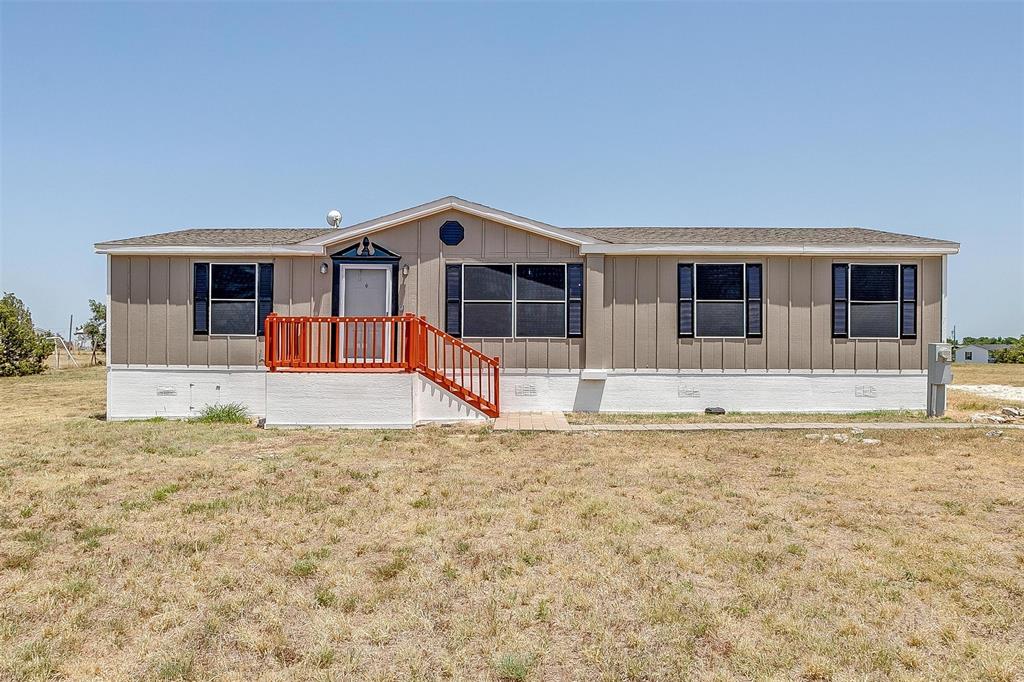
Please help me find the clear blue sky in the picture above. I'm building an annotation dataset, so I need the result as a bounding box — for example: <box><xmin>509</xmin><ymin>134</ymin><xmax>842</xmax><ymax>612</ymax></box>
<box><xmin>2</xmin><ymin>1</ymin><xmax>1021</xmax><ymax>339</ymax></box>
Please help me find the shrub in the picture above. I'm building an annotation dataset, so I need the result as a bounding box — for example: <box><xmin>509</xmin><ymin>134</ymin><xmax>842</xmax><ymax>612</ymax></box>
<box><xmin>0</xmin><ymin>293</ymin><xmax>54</xmax><ymax>376</ymax></box>
<box><xmin>190</xmin><ymin>402</ymin><xmax>250</xmax><ymax>424</ymax></box>
<box><xmin>994</xmin><ymin>341</ymin><xmax>1024</xmax><ymax>364</ymax></box>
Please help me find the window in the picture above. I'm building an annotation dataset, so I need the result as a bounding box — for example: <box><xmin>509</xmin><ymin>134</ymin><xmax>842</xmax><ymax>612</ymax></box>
<box><xmin>515</xmin><ymin>264</ymin><xmax>565</xmax><ymax>337</ymax></box>
<box><xmin>462</xmin><ymin>265</ymin><xmax>513</xmax><ymax>337</ymax></box>
<box><xmin>678</xmin><ymin>263</ymin><xmax>762</xmax><ymax>338</ymax></box>
<box><xmin>210</xmin><ymin>264</ymin><xmax>257</xmax><ymax>335</ymax></box>
<box><xmin>454</xmin><ymin>263</ymin><xmax>573</xmax><ymax>338</ymax></box>
<box><xmin>965</xmin><ymin>351</ymin><xmax>973</xmax><ymax>361</ymax></box>
<box><xmin>193</xmin><ymin>262</ymin><xmax>273</xmax><ymax>336</ymax></box>
<box><xmin>848</xmin><ymin>264</ymin><xmax>899</xmax><ymax>339</ymax></box>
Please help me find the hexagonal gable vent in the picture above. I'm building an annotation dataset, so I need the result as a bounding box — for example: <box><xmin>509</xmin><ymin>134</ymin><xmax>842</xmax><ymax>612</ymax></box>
<box><xmin>439</xmin><ymin>220</ymin><xmax>464</xmax><ymax>246</ymax></box>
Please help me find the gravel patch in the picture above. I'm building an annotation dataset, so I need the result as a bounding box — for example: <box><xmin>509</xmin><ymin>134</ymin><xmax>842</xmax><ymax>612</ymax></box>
<box><xmin>951</xmin><ymin>384</ymin><xmax>1024</xmax><ymax>401</ymax></box>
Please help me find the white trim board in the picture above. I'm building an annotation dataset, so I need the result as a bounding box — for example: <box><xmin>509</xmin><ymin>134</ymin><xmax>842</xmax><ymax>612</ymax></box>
<box><xmin>94</xmin><ymin>244</ymin><xmax>324</xmax><ymax>256</ymax></box>
<box><xmin>579</xmin><ymin>244</ymin><xmax>960</xmax><ymax>256</ymax></box>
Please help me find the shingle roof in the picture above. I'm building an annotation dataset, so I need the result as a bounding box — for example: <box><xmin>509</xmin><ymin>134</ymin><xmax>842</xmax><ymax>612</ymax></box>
<box><xmin>96</xmin><ymin>227</ymin><xmax>335</xmax><ymax>247</ymax></box>
<box><xmin>98</xmin><ymin>224</ymin><xmax>959</xmax><ymax>249</ymax></box>
<box><xmin>566</xmin><ymin>226</ymin><xmax>958</xmax><ymax>248</ymax></box>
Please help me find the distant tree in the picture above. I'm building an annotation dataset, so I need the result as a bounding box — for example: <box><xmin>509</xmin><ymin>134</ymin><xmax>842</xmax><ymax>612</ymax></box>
<box><xmin>75</xmin><ymin>299</ymin><xmax>107</xmax><ymax>365</ymax></box>
<box><xmin>0</xmin><ymin>293</ymin><xmax>55</xmax><ymax>376</ymax></box>
<box><xmin>994</xmin><ymin>340</ymin><xmax>1024</xmax><ymax>364</ymax></box>
<box><xmin>962</xmin><ymin>335</ymin><xmax>1021</xmax><ymax>346</ymax></box>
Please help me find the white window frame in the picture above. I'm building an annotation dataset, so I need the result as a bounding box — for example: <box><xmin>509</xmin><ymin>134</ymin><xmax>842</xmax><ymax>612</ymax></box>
<box><xmin>514</xmin><ymin>263</ymin><xmax>568</xmax><ymax>339</ymax></box>
<box><xmin>694</xmin><ymin>262</ymin><xmax>747</xmax><ymax>340</ymax></box>
<box><xmin>458</xmin><ymin>262</ymin><xmax>570</xmax><ymax>339</ymax></box>
<box><xmin>847</xmin><ymin>263</ymin><xmax>901</xmax><ymax>340</ymax></box>
<box><xmin>965</xmin><ymin>351</ymin><xmax>973</xmax><ymax>361</ymax></box>
<box><xmin>209</xmin><ymin>262</ymin><xmax>259</xmax><ymax>337</ymax></box>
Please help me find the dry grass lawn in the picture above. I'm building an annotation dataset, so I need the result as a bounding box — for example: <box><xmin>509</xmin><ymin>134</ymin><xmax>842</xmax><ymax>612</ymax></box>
<box><xmin>954</xmin><ymin>362</ymin><xmax>1024</xmax><ymax>388</ymax></box>
<box><xmin>2</xmin><ymin>367</ymin><xmax>1023</xmax><ymax>680</ymax></box>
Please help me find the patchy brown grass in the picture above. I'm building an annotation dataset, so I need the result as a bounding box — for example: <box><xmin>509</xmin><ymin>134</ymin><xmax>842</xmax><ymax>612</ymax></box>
<box><xmin>954</xmin><ymin>362</ymin><xmax>1024</xmax><ymax>387</ymax></box>
<box><xmin>1</xmin><ymin>367</ymin><xmax>1023</xmax><ymax>679</ymax></box>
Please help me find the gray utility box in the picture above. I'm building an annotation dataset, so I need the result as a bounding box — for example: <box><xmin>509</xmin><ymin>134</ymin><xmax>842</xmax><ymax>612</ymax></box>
<box><xmin>927</xmin><ymin>343</ymin><xmax>953</xmax><ymax>417</ymax></box>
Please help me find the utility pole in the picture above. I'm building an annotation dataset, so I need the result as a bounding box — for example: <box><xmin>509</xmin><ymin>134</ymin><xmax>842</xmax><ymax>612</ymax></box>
<box><xmin>68</xmin><ymin>315</ymin><xmax>74</xmax><ymax>351</ymax></box>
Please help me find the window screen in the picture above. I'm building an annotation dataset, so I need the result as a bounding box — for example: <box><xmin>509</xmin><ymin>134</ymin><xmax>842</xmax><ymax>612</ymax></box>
<box><xmin>696</xmin><ymin>301</ymin><xmax>745</xmax><ymax>337</ymax></box>
<box><xmin>209</xmin><ymin>264</ymin><xmax>258</xmax><ymax>335</ymax></box>
<box><xmin>464</xmin><ymin>265</ymin><xmax>513</xmax><ymax>300</ymax></box>
<box><xmin>463</xmin><ymin>302</ymin><xmax>513</xmax><ymax>337</ymax></box>
<box><xmin>210</xmin><ymin>300</ymin><xmax>256</xmax><ymax>335</ymax></box>
<box><xmin>211</xmin><ymin>264</ymin><xmax>256</xmax><ymax>299</ymax></box>
<box><xmin>515</xmin><ymin>264</ymin><xmax>566</xmax><ymax>337</ymax></box>
<box><xmin>516</xmin><ymin>264</ymin><xmax>565</xmax><ymax>300</ymax></box>
<box><xmin>849</xmin><ymin>264</ymin><xmax>899</xmax><ymax>338</ymax></box>
<box><xmin>516</xmin><ymin>302</ymin><xmax>565</xmax><ymax>337</ymax></box>
<box><xmin>462</xmin><ymin>265</ymin><xmax>513</xmax><ymax>337</ymax></box>
<box><xmin>695</xmin><ymin>264</ymin><xmax>745</xmax><ymax>337</ymax></box>
<box><xmin>696</xmin><ymin>264</ymin><xmax>744</xmax><ymax>300</ymax></box>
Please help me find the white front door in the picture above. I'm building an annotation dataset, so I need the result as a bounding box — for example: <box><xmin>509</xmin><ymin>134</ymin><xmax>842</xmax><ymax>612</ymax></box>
<box><xmin>338</xmin><ymin>265</ymin><xmax>392</xmax><ymax>360</ymax></box>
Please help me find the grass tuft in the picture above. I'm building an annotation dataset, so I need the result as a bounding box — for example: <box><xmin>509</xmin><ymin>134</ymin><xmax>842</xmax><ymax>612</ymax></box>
<box><xmin>371</xmin><ymin>551</ymin><xmax>410</xmax><ymax>581</ymax></box>
<box><xmin>156</xmin><ymin>653</ymin><xmax>194</xmax><ymax>680</ymax></box>
<box><xmin>314</xmin><ymin>586</ymin><xmax>336</xmax><ymax>607</ymax></box>
<box><xmin>494</xmin><ymin>653</ymin><xmax>535</xmax><ymax>681</ymax></box>
<box><xmin>189</xmin><ymin>402</ymin><xmax>250</xmax><ymax>424</ymax></box>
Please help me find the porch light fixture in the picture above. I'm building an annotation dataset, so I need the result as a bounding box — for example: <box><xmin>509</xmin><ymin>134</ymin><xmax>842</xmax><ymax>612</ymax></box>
<box><xmin>320</xmin><ymin>262</ymin><xmax>329</xmax><ymax>275</ymax></box>
<box><xmin>402</xmin><ymin>264</ymin><xmax>410</xmax><ymax>277</ymax></box>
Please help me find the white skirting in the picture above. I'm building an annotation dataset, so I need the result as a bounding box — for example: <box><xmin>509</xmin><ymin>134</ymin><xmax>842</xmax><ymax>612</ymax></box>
<box><xmin>106</xmin><ymin>367</ymin><xmax>929</xmax><ymax>425</ymax></box>
<box><xmin>106</xmin><ymin>367</ymin><xmax>487</xmax><ymax>426</ymax></box>
<box><xmin>500</xmin><ymin>372</ymin><xmax>928</xmax><ymax>413</ymax></box>
<box><xmin>106</xmin><ymin>367</ymin><xmax>267</xmax><ymax>421</ymax></box>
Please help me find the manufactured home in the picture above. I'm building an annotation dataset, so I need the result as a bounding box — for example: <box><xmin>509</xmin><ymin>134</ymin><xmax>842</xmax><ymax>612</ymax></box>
<box><xmin>96</xmin><ymin>196</ymin><xmax>959</xmax><ymax>426</ymax></box>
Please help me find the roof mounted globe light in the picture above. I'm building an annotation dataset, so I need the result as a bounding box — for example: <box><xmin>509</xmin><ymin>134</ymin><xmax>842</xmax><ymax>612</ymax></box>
<box><xmin>326</xmin><ymin>209</ymin><xmax>342</xmax><ymax>228</ymax></box>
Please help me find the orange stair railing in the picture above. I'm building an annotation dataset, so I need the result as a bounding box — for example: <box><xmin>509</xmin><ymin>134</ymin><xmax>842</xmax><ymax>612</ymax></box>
<box><xmin>264</xmin><ymin>313</ymin><xmax>500</xmax><ymax>417</ymax></box>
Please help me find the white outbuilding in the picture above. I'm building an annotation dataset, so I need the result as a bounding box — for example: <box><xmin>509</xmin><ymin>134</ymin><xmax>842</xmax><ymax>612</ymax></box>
<box><xmin>954</xmin><ymin>344</ymin><xmax>1010</xmax><ymax>363</ymax></box>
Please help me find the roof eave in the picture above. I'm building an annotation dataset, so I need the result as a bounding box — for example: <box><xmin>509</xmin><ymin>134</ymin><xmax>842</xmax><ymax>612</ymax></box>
<box><xmin>579</xmin><ymin>243</ymin><xmax>960</xmax><ymax>256</ymax></box>
<box><xmin>94</xmin><ymin>244</ymin><xmax>326</xmax><ymax>256</ymax></box>
<box><xmin>300</xmin><ymin>196</ymin><xmax>602</xmax><ymax>249</ymax></box>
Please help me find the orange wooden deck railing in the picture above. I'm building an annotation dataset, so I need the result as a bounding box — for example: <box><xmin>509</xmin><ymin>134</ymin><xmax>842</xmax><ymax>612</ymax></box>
<box><xmin>263</xmin><ymin>313</ymin><xmax>500</xmax><ymax>417</ymax></box>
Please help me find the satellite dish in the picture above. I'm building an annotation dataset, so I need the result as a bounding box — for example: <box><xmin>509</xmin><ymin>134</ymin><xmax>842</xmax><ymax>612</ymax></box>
<box><xmin>326</xmin><ymin>209</ymin><xmax>342</xmax><ymax>227</ymax></box>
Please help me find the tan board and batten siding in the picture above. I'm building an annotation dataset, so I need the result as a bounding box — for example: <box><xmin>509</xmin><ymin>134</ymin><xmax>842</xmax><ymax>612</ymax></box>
<box><xmin>594</xmin><ymin>254</ymin><xmax>940</xmax><ymax>372</ymax></box>
<box><xmin>108</xmin><ymin>208</ymin><xmax>942</xmax><ymax>372</ymax></box>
